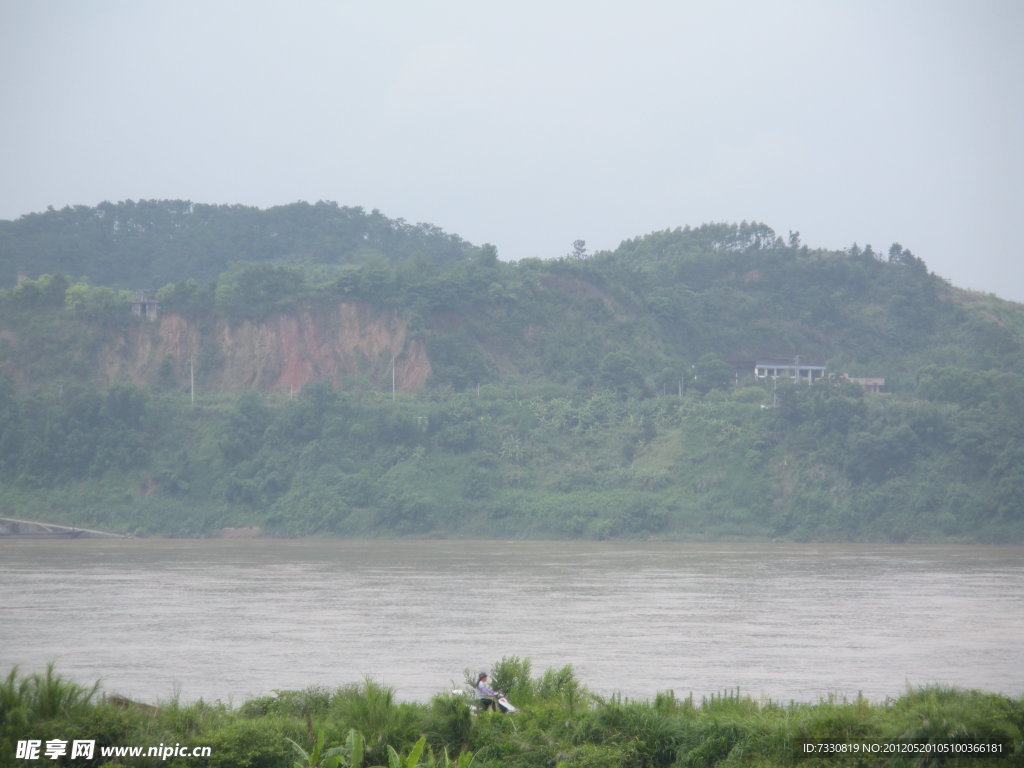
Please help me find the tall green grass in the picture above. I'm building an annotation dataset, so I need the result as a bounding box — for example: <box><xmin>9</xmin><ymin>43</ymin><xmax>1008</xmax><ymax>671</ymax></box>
<box><xmin>2</xmin><ymin>664</ymin><xmax>1021</xmax><ymax>768</ymax></box>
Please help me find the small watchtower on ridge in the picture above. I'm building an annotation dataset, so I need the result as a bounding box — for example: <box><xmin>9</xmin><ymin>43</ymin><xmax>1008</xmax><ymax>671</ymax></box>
<box><xmin>131</xmin><ymin>290</ymin><xmax>159</xmax><ymax>320</ymax></box>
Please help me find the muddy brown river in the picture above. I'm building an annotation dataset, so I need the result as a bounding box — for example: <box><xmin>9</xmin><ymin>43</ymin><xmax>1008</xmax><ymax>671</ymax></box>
<box><xmin>1</xmin><ymin>539</ymin><xmax>1021</xmax><ymax>705</ymax></box>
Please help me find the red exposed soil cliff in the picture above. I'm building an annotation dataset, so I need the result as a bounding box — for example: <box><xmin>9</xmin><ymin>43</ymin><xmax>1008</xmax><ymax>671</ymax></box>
<box><xmin>99</xmin><ymin>302</ymin><xmax>431</xmax><ymax>394</ymax></box>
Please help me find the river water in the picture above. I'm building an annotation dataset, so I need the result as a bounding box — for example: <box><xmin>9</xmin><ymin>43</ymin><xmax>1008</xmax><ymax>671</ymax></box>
<box><xmin>1</xmin><ymin>539</ymin><xmax>1022</xmax><ymax>706</ymax></box>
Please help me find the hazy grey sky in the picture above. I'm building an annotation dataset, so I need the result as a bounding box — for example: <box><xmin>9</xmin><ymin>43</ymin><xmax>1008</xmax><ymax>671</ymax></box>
<box><xmin>2</xmin><ymin>1</ymin><xmax>1022</xmax><ymax>301</ymax></box>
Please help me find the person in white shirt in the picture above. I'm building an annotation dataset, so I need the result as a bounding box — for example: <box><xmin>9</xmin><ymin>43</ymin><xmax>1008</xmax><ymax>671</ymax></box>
<box><xmin>475</xmin><ymin>672</ymin><xmax>508</xmax><ymax>712</ymax></box>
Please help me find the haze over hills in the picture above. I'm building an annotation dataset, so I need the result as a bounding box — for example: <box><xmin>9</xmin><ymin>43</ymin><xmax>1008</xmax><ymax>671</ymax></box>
<box><xmin>0</xmin><ymin>201</ymin><xmax>1021</xmax><ymax>543</ymax></box>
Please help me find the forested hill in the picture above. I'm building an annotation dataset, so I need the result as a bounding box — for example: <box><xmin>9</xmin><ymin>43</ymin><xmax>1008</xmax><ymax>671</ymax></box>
<box><xmin>0</xmin><ymin>199</ymin><xmax>474</xmax><ymax>289</ymax></box>
<box><xmin>1</xmin><ymin>202</ymin><xmax>1023</xmax><ymax>543</ymax></box>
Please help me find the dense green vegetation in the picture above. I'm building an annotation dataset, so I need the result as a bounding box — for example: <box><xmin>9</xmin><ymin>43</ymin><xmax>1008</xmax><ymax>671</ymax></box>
<box><xmin>1</xmin><ymin>371</ymin><xmax>1022</xmax><ymax>542</ymax></box>
<box><xmin>1</xmin><ymin>205</ymin><xmax>1023</xmax><ymax>542</ymax></box>
<box><xmin>2</xmin><ymin>662</ymin><xmax>1020</xmax><ymax>767</ymax></box>
<box><xmin>0</xmin><ymin>200</ymin><xmax>474</xmax><ymax>290</ymax></box>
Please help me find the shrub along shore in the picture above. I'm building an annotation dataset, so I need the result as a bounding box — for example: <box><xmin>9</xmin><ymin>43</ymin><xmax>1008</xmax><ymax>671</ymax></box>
<box><xmin>2</xmin><ymin>660</ymin><xmax>1021</xmax><ymax>767</ymax></box>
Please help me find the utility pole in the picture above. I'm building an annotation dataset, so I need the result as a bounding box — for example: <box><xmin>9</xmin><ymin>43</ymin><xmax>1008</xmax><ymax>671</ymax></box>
<box><xmin>392</xmin><ymin>355</ymin><xmax>396</xmax><ymax>401</ymax></box>
<box><xmin>190</xmin><ymin>354</ymin><xmax>195</xmax><ymax>404</ymax></box>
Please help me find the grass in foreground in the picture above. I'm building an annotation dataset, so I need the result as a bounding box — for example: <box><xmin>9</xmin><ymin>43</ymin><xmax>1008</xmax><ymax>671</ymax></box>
<box><xmin>1</xmin><ymin>660</ymin><xmax>1020</xmax><ymax>767</ymax></box>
